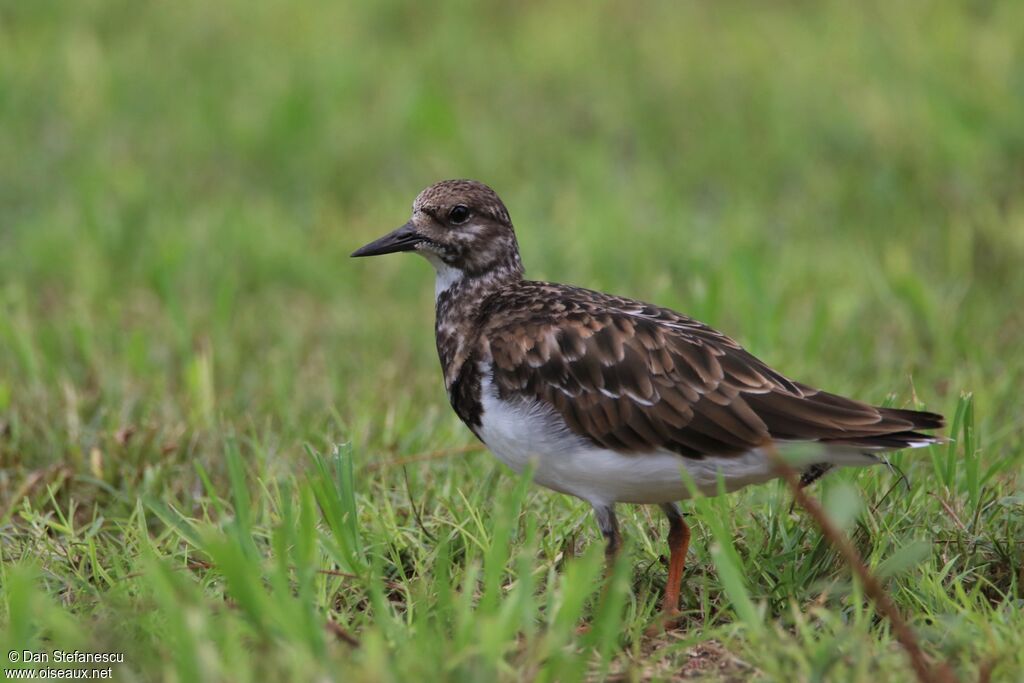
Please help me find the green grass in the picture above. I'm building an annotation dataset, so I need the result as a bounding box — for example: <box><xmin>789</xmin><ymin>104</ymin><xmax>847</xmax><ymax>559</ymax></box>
<box><xmin>2</xmin><ymin>0</ymin><xmax>1024</xmax><ymax>680</ymax></box>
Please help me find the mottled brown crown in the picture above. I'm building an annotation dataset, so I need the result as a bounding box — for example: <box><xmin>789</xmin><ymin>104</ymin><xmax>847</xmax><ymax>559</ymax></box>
<box><xmin>414</xmin><ymin>179</ymin><xmax>512</xmax><ymax>226</ymax></box>
<box><xmin>410</xmin><ymin>179</ymin><xmax>523</xmax><ymax>277</ymax></box>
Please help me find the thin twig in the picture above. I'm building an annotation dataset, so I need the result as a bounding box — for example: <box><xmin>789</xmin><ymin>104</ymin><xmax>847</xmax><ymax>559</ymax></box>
<box><xmin>766</xmin><ymin>446</ymin><xmax>959</xmax><ymax>683</ymax></box>
<box><xmin>931</xmin><ymin>493</ymin><xmax>970</xmax><ymax>534</ymax></box>
<box><xmin>402</xmin><ymin>465</ymin><xmax>436</xmax><ymax>542</ymax></box>
<box><xmin>871</xmin><ymin>464</ymin><xmax>910</xmax><ymax>513</ymax></box>
<box><xmin>315</xmin><ymin>567</ymin><xmax>358</xmax><ymax>579</ymax></box>
<box><xmin>324</xmin><ymin>619</ymin><xmax>360</xmax><ymax>647</ymax></box>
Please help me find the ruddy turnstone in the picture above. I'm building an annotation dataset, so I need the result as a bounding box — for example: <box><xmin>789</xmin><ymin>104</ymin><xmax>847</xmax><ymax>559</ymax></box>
<box><xmin>352</xmin><ymin>179</ymin><xmax>944</xmax><ymax>619</ymax></box>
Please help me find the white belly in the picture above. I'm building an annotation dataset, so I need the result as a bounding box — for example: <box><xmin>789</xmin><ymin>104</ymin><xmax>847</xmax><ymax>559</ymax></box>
<box><xmin>474</xmin><ymin>367</ymin><xmax>880</xmax><ymax>507</ymax></box>
<box><xmin>476</xmin><ymin>373</ymin><xmax>774</xmax><ymax>506</ymax></box>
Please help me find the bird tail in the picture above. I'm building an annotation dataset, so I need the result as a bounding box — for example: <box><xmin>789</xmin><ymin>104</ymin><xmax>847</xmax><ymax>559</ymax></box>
<box><xmin>823</xmin><ymin>407</ymin><xmax>946</xmax><ymax>451</ymax></box>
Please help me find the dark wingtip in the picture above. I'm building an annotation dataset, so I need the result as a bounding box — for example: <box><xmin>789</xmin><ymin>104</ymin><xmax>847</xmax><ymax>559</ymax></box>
<box><xmin>880</xmin><ymin>407</ymin><xmax>946</xmax><ymax>431</ymax></box>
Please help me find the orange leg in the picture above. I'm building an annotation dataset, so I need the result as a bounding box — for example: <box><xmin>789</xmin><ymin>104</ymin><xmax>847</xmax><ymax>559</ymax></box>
<box><xmin>659</xmin><ymin>503</ymin><xmax>691</xmax><ymax>617</ymax></box>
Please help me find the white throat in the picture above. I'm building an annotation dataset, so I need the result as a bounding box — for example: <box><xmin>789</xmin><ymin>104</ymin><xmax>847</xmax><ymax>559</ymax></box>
<box><xmin>422</xmin><ymin>252</ymin><xmax>465</xmax><ymax>300</ymax></box>
<box><xmin>434</xmin><ymin>263</ymin><xmax>464</xmax><ymax>299</ymax></box>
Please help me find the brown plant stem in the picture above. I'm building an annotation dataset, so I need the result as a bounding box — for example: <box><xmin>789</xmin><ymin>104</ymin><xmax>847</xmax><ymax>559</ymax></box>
<box><xmin>766</xmin><ymin>446</ymin><xmax>958</xmax><ymax>683</ymax></box>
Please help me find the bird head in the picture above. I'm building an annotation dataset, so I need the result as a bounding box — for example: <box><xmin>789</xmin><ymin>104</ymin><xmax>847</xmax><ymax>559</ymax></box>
<box><xmin>352</xmin><ymin>180</ymin><xmax>523</xmax><ymax>282</ymax></box>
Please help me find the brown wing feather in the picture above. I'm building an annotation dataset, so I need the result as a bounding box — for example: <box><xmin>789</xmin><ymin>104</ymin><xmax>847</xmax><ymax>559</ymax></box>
<box><xmin>482</xmin><ymin>283</ymin><xmax>944</xmax><ymax>458</ymax></box>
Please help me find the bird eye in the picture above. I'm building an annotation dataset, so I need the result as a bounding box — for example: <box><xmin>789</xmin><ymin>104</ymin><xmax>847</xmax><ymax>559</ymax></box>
<box><xmin>448</xmin><ymin>205</ymin><xmax>470</xmax><ymax>224</ymax></box>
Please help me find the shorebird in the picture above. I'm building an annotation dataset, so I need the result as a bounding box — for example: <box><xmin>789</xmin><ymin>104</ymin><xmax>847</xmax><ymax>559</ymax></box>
<box><xmin>352</xmin><ymin>179</ymin><xmax>944</xmax><ymax>621</ymax></box>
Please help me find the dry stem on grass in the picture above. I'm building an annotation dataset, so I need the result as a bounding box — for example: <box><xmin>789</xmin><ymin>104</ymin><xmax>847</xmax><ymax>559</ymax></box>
<box><xmin>765</xmin><ymin>446</ymin><xmax>959</xmax><ymax>683</ymax></box>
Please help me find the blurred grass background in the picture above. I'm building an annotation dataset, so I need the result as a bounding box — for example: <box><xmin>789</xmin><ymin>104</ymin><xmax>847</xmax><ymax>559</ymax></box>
<box><xmin>2</xmin><ymin>1</ymin><xmax>1023</xmax><ymax>681</ymax></box>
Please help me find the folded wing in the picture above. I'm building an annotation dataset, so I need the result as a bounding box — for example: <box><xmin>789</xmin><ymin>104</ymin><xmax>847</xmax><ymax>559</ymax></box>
<box><xmin>484</xmin><ymin>285</ymin><xmax>943</xmax><ymax>458</ymax></box>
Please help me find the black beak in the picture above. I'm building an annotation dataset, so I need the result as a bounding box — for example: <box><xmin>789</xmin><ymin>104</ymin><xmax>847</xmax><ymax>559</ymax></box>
<box><xmin>351</xmin><ymin>222</ymin><xmax>425</xmax><ymax>257</ymax></box>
